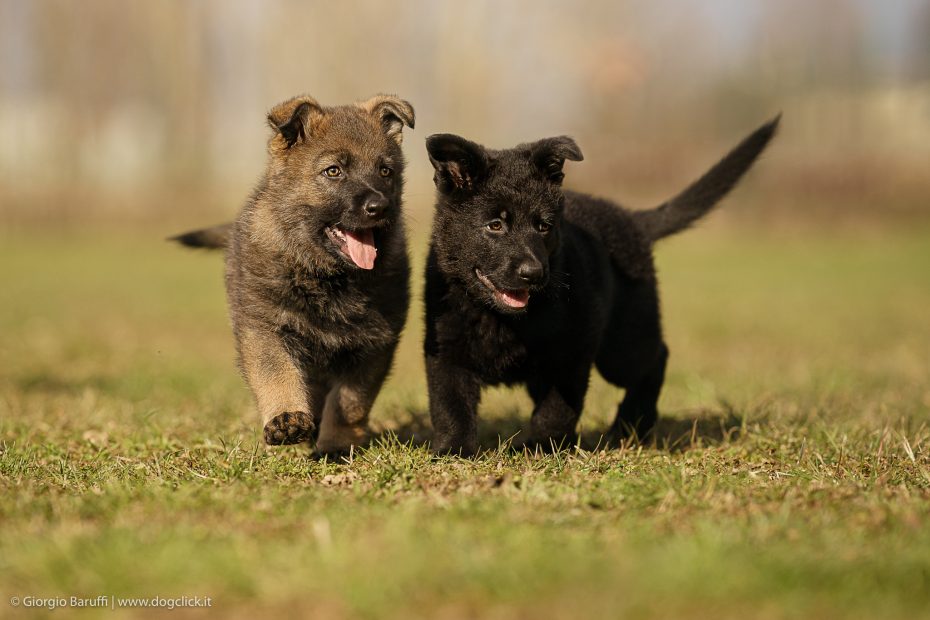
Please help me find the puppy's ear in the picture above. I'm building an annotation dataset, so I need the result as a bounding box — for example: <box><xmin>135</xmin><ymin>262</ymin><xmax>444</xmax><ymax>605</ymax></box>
<box><xmin>267</xmin><ymin>95</ymin><xmax>325</xmax><ymax>149</ymax></box>
<box><xmin>531</xmin><ymin>136</ymin><xmax>583</xmax><ymax>184</ymax></box>
<box><xmin>426</xmin><ymin>134</ymin><xmax>490</xmax><ymax>194</ymax></box>
<box><xmin>359</xmin><ymin>95</ymin><xmax>415</xmax><ymax>143</ymax></box>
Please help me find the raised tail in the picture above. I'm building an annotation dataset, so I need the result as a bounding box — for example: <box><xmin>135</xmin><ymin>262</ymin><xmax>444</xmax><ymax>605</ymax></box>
<box><xmin>633</xmin><ymin>114</ymin><xmax>780</xmax><ymax>242</ymax></box>
<box><xmin>168</xmin><ymin>223</ymin><xmax>233</xmax><ymax>249</ymax></box>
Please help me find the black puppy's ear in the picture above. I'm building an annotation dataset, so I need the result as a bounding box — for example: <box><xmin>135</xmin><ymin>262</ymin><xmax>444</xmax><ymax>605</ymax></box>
<box><xmin>267</xmin><ymin>95</ymin><xmax>325</xmax><ymax>149</ymax></box>
<box><xmin>426</xmin><ymin>134</ymin><xmax>490</xmax><ymax>194</ymax></box>
<box><xmin>531</xmin><ymin>136</ymin><xmax>583</xmax><ymax>184</ymax></box>
<box><xmin>359</xmin><ymin>95</ymin><xmax>416</xmax><ymax>143</ymax></box>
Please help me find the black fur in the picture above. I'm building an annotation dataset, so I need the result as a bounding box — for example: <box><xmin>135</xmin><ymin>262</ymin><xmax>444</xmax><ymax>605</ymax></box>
<box><xmin>423</xmin><ymin>117</ymin><xmax>780</xmax><ymax>456</ymax></box>
<box><xmin>169</xmin><ymin>223</ymin><xmax>232</xmax><ymax>249</ymax></box>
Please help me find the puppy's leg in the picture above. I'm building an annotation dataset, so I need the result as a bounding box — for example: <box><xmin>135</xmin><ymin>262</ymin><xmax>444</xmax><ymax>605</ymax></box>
<box><xmin>426</xmin><ymin>354</ymin><xmax>481</xmax><ymax>457</ymax></box>
<box><xmin>608</xmin><ymin>343</ymin><xmax>668</xmax><ymax>442</ymax></box>
<box><xmin>314</xmin><ymin>348</ymin><xmax>394</xmax><ymax>456</ymax></box>
<box><xmin>239</xmin><ymin>327</ymin><xmax>321</xmax><ymax>445</ymax></box>
<box><xmin>526</xmin><ymin>369</ymin><xmax>589</xmax><ymax>451</ymax></box>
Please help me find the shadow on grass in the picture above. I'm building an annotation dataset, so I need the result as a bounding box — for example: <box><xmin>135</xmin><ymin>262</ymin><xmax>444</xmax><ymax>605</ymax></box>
<box><xmin>373</xmin><ymin>404</ymin><xmax>745</xmax><ymax>454</ymax></box>
<box><xmin>642</xmin><ymin>407</ymin><xmax>745</xmax><ymax>452</ymax></box>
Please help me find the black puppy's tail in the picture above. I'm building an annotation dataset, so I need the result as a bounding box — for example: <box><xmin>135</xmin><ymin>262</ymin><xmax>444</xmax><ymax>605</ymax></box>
<box><xmin>633</xmin><ymin>114</ymin><xmax>780</xmax><ymax>242</ymax></box>
<box><xmin>168</xmin><ymin>223</ymin><xmax>233</xmax><ymax>249</ymax></box>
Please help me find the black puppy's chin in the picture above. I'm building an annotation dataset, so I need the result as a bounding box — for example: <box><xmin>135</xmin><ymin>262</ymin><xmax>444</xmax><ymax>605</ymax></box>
<box><xmin>475</xmin><ymin>268</ymin><xmax>531</xmax><ymax>313</ymax></box>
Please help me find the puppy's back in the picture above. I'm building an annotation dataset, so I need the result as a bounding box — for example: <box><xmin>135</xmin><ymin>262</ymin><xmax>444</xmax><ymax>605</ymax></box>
<box><xmin>563</xmin><ymin>191</ymin><xmax>656</xmax><ymax>281</ymax></box>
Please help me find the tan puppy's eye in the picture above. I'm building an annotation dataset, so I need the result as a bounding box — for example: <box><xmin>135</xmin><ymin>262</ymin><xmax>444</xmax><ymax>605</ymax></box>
<box><xmin>487</xmin><ymin>220</ymin><xmax>504</xmax><ymax>232</ymax></box>
<box><xmin>323</xmin><ymin>166</ymin><xmax>342</xmax><ymax>178</ymax></box>
<box><xmin>379</xmin><ymin>166</ymin><xmax>393</xmax><ymax>177</ymax></box>
<box><xmin>538</xmin><ymin>221</ymin><xmax>552</xmax><ymax>233</ymax></box>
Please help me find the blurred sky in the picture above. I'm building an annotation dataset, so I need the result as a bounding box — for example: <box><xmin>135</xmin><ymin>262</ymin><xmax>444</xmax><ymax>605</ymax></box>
<box><xmin>0</xmin><ymin>0</ymin><xmax>928</xmax><ymax>223</ymax></box>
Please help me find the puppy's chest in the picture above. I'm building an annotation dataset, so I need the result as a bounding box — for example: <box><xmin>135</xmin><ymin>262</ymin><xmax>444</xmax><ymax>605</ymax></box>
<box><xmin>440</xmin><ymin>307</ymin><xmax>533</xmax><ymax>384</ymax></box>
<box><xmin>276</xmin><ymin>271</ymin><xmax>397</xmax><ymax>343</ymax></box>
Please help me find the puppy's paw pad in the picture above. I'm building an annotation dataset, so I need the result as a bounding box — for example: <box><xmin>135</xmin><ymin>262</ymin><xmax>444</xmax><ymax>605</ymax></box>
<box><xmin>263</xmin><ymin>412</ymin><xmax>315</xmax><ymax>445</ymax></box>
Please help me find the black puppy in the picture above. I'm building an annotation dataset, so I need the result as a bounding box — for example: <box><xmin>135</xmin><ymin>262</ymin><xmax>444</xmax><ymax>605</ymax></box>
<box><xmin>423</xmin><ymin>116</ymin><xmax>779</xmax><ymax>455</ymax></box>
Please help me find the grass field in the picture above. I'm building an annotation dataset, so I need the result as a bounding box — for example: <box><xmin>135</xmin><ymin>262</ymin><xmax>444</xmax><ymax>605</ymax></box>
<box><xmin>1</xmin><ymin>224</ymin><xmax>929</xmax><ymax>619</ymax></box>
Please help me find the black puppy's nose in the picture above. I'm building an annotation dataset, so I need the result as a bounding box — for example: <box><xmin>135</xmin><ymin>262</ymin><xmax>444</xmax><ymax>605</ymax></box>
<box><xmin>363</xmin><ymin>193</ymin><xmax>389</xmax><ymax>217</ymax></box>
<box><xmin>517</xmin><ymin>258</ymin><xmax>546</xmax><ymax>285</ymax></box>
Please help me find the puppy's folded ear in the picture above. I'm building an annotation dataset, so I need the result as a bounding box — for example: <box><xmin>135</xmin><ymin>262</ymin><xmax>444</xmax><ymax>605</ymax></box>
<box><xmin>267</xmin><ymin>95</ymin><xmax>325</xmax><ymax>149</ymax></box>
<box><xmin>359</xmin><ymin>95</ymin><xmax>416</xmax><ymax>143</ymax></box>
<box><xmin>426</xmin><ymin>134</ymin><xmax>490</xmax><ymax>194</ymax></box>
<box><xmin>531</xmin><ymin>137</ymin><xmax>583</xmax><ymax>184</ymax></box>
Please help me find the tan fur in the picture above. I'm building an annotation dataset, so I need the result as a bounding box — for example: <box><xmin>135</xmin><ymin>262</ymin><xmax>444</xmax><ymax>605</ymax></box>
<box><xmin>239</xmin><ymin>328</ymin><xmax>313</xmax><ymax>426</ymax></box>
<box><xmin>356</xmin><ymin>95</ymin><xmax>416</xmax><ymax>143</ymax></box>
<box><xmin>312</xmin><ymin>341</ymin><xmax>396</xmax><ymax>452</ymax></box>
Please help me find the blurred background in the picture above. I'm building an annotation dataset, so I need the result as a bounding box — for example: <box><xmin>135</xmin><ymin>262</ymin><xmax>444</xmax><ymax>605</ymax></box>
<box><xmin>2</xmin><ymin>0</ymin><xmax>928</xmax><ymax>230</ymax></box>
<box><xmin>3</xmin><ymin>5</ymin><xmax>930</xmax><ymax>613</ymax></box>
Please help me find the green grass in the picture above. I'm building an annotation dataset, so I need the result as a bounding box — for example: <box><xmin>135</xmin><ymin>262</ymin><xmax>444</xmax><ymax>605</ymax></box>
<box><xmin>1</xmin><ymin>225</ymin><xmax>929</xmax><ymax>619</ymax></box>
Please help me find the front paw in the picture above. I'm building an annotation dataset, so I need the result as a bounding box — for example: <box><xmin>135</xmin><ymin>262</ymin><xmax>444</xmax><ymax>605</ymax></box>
<box><xmin>314</xmin><ymin>422</ymin><xmax>370</xmax><ymax>458</ymax></box>
<box><xmin>516</xmin><ymin>433</ymin><xmax>579</xmax><ymax>454</ymax></box>
<box><xmin>263</xmin><ymin>411</ymin><xmax>316</xmax><ymax>445</ymax></box>
<box><xmin>606</xmin><ymin>419</ymin><xmax>655</xmax><ymax>446</ymax></box>
<box><xmin>431</xmin><ymin>435</ymin><xmax>479</xmax><ymax>458</ymax></box>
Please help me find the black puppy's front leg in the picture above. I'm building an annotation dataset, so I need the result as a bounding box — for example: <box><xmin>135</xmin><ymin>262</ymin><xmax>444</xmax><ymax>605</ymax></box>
<box><xmin>426</xmin><ymin>354</ymin><xmax>481</xmax><ymax>457</ymax></box>
<box><xmin>608</xmin><ymin>343</ymin><xmax>668</xmax><ymax>443</ymax></box>
<box><xmin>526</xmin><ymin>370</ymin><xmax>589</xmax><ymax>451</ymax></box>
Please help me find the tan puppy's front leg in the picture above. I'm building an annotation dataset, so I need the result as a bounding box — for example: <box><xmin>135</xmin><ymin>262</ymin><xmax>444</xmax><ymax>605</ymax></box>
<box><xmin>315</xmin><ymin>350</ymin><xmax>393</xmax><ymax>455</ymax></box>
<box><xmin>239</xmin><ymin>327</ymin><xmax>322</xmax><ymax>445</ymax></box>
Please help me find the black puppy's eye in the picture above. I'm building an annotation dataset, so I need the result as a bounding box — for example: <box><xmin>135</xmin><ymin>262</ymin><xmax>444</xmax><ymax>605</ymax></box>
<box><xmin>487</xmin><ymin>220</ymin><xmax>504</xmax><ymax>232</ymax></box>
<box><xmin>538</xmin><ymin>221</ymin><xmax>552</xmax><ymax>233</ymax></box>
<box><xmin>379</xmin><ymin>166</ymin><xmax>393</xmax><ymax>177</ymax></box>
<box><xmin>323</xmin><ymin>166</ymin><xmax>342</xmax><ymax>178</ymax></box>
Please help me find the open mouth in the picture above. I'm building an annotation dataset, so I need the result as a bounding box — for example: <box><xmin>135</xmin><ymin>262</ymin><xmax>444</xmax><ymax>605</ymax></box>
<box><xmin>325</xmin><ymin>226</ymin><xmax>378</xmax><ymax>270</ymax></box>
<box><xmin>475</xmin><ymin>269</ymin><xmax>530</xmax><ymax>309</ymax></box>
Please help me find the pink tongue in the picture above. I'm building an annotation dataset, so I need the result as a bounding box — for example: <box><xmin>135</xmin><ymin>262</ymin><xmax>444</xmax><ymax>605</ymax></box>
<box><xmin>343</xmin><ymin>229</ymin><xmax>377</xmax><ymax>269</ymax></box>
<box><xmin>499</xmin><ymin>289</ymin><xmax>530</xmax><ymax>308</ymax></box>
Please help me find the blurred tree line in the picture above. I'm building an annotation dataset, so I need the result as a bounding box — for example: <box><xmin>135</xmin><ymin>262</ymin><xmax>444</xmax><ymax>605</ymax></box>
<box><xmin>1</xmin><ymin>0</ymin><xmax>928</xmax><ymax>226</ymax></box>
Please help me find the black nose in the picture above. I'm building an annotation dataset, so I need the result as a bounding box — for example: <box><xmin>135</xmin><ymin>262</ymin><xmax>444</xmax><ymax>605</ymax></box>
<box><xmin>363</xmin><ymin>193</ymin><xmax>389</xmax><ymax>217</ymax></box>
<box><xmin>517</xmin><ymin>258</ymin><xmax>546</xmax><ymax>285</ymax></box>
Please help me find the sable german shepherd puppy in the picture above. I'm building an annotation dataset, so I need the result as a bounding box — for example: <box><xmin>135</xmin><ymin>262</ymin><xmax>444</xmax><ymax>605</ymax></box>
<box><xmin>424</xmin><ymin>116</ymin><xmax>779</xmax><ymax>455</ymax></box>
<box><xmin>173</xmin><ymin>94</ymin><xmax>415</xmax><ymax>455</ymax></box>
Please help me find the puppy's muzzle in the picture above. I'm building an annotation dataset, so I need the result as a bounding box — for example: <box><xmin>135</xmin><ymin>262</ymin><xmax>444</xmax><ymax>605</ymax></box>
<box><xmin>516</xmin><ymin>256</ymin><xmax>547</xmax><ymax>286</ymax></box>
<box><xmin>363</xmin><ymin>192</ymin><xmax>389</xmax><ymax>218</ymax></box>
